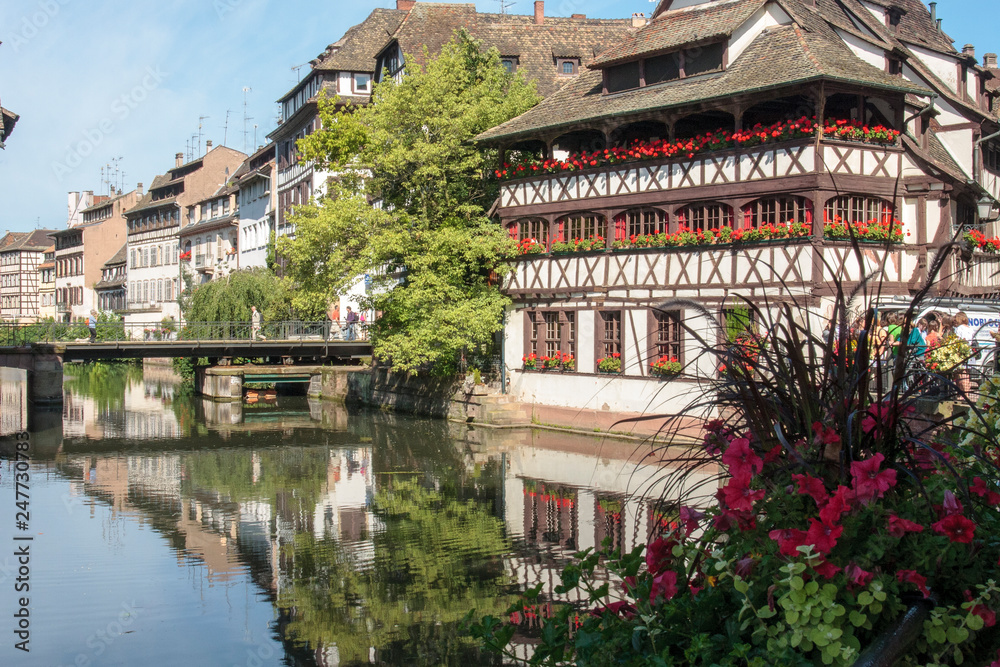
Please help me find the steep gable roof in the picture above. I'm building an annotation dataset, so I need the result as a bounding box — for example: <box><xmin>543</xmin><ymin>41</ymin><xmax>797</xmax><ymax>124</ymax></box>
<box><xmin>591</xmin><ymin>0</ymin><xmax>766</xmax><ymax>68</ymax></box>
<box><xmin>317</xmin><ymin>8</ymin><xmax>409</xmax><ymax>74</ymax></box>
<box><xmin>0</xmin><ymin>106</ymin><xmax>17</xmax><ymax>145</ymax></box>
<box><xmin>478</xmin><ymin>21</ymin><xmax>925</xmax><ymax>144</ymax></box>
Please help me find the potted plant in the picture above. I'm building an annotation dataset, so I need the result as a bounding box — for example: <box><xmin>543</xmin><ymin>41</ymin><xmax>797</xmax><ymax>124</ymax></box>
<box><xmin>541</xmin><ymin>353</ymin><xmax>562</xmax><ymax>370</ymax></box>
<box><xmin>561</xmin><ymin>354</ymin><xmax>576</xmax><ymax>371</ymax></box>
<box><xmin>649</xmin><ymin>355</ymin><xmax>682</xmax><ymax>377</ymax></box>
<box><xmin>522</xmin><ymin>353</ymin><xmax>537</xmax><ymax>370</ymax></box>
<box><xmin>596</xmin><ymin>352</ymin><xmax>622</xmax><ymax>373</ymax></box>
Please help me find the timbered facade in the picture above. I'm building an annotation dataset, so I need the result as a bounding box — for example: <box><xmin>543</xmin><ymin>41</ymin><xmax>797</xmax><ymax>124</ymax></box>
<box><xmin>477</xmin><ymin>0</ymin><xmax>1000</xmax><ymax>414</ymax></box>
<box><xmin>0</xmin><ymin>230</ymin><xmax>58</xmax><ymax>322</ymax></box>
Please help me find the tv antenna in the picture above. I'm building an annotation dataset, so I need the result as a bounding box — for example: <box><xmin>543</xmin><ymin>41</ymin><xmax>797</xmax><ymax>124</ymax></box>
<box><xmin>497</xmin><ymin>0</ymin><xmax>515</xmax><ymax>15</ymax></box>
<box><xmin>198</xmin><ymin>115</ymin><xmax>210</xmax><ymax>155</ymax></box>
<box><xmin>242</xmin><ymin>87</ymin><xmax>253</xmax><ymax>153</ymax></box>
<box><xmin>291</xmin><ymin>63</ymin><xmax>309</xmax><ymax>82</ymax></box>
<box><xmin>222</xmin><ymin>109</ymin><xmax>232</xmax><ymax>147</ymax></box>
<box><xmin>253</xmin><ymin>124</ymin><xmax>259</xmax><ymax>151</ymax></box>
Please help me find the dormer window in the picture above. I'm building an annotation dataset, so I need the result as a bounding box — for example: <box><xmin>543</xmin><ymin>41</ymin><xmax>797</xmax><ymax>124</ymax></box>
<box><xmin>557</xmin><ymin>59</ymin><xmax>579</xmax><ymax>75</ymax></box>
<box><xmin>353</xmin><ymin>73</ymin><xmax>371</xmax><ymax>93</ymax></box>
<box><xmin>501</xmin><ymin>57</ymin><xmax>519</xmax><ymax>73</ymax></box>
<box><xmin>605</xmin><ymin>41</ymin><xmax>726</xmax><ymax>94</ymax></box>
<box><xmin>888</xmin><ymin>57</ymin><xmax>902</xmax><ymax>76</ymax></box>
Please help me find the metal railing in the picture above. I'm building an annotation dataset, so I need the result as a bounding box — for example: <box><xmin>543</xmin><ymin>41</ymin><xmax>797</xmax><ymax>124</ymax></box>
<box><xmin>0</xmin><ymin>320</ymin><xmax>370</xmax><ymax>347</ymax></box>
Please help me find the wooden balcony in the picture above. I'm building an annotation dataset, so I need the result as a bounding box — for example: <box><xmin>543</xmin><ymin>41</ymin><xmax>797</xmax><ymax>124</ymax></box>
<box><xmin>506</xmin><ymin>239</ymin><xmax>923</xmax><ymax>299</ymax></box>
<box><xmin>498</xmin><ymin>139</ymin><xmax>903</xmax><ymax>213</ymax></box>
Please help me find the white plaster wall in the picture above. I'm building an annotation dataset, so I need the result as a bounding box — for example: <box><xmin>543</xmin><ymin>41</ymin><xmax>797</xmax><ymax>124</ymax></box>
<box><xmin>901</xmin><ymin>197</ymin><xmax>918</xmax><ymax>242</ymax></box>
<box><xmin>578</xmin><ymin>309</ymin><xmax>596</xmax><ymax>372</ymax></box>
<box><xmin>338</xmin><ymin>71</ymin><xmax>352</xmax><ymax>96</ymax></box>
<box><xmin>836</xmin><ymin>29</ymin><xmax>886</xmax><ymax>70</ymax></box>
<box><xmin>623</xmin><ymin>309</ymin><xmax>646</xmax><ymax>376</ymax></box>
<box><xmin>859</xmin><ymin>1</ymin><xmax>886</xmax><ymax>24</ymax></box>
<box><xmin>509</xmin><ymin>370</ymin><xmax>707</xmax><ymax>416</ymax></box>
<box><xmin>505</xmin><ymin>308</ymin><xmax>525</xmax><ymax>370</ymax></box>
<box><xmin>938</xmin><ymin>126</ymin><xmax>974</xmax><ymax>178</ymax></box>
<box><xmin>907</xmin><ymin>43</ymin><xmax>959</xmax><ymax>94</ymax></box>
<box><xmin>926</xmin><ymin>199</ymin><xmax>945</xmax><ymax>243</ymax></box>
<box><xmin>729</xmin><ymin>3</ymin><xmax>792</xmax><ymax>64</ymax></box>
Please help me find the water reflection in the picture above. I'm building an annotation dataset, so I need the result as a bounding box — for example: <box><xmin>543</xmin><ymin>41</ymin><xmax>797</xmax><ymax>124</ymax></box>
<box><xmin>0</xmin><ymin>365</ymin><xmax>709</xmax><ymax>666</ymax></box>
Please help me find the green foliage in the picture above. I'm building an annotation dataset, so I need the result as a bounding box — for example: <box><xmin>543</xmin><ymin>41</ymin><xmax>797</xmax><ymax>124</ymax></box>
<box><xmin>284</xmin><ymin>30</ymin><xmax>540</xmax><ymax>374</ymax></box>
<box><xmin>184</xmin><ymin>268</ymin><xmax>290</xmax><ymax>323</ymax></box>
<box><xmin>63</xmin><ymin>361</ymin><xmax>143</xmax><ymax>411</ymax></box>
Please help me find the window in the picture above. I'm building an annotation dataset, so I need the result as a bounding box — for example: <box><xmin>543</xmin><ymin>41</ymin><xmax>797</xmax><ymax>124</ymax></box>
<box><xmin>606</xmin><ymin>61</ymin><xmax>641</xmax><ymax>93</ymax></box>
<box><xmin>614</xmin><ymin>208</ymin><xmax>667</xmax><ymax>241</ymax></box>
<box><xmin>742</xmin><ymin>196</ymin><xmax>813</xmax><ymax>228</ymax></box>
<box><xmin>599</xmin><ymin>311</ymin><xmax>622</xmax><ymax>361</ymax></box>
<box><xmin>557</xmin><ymin>213</ymin><xmax>604</xmax><ymax>244</ymax></box>
<box><xmin>501</xmin><ymin>57</ymin><xmax>518</xmax><ymax>73</ymax></box>
<box><xmin>222</xmin><ymin>199</ymin><xmax>230</xmax><ymax>216</ymax></box>
<box><xmin>644</xmin><ymin>53</ymin><xmax>681</xmax><ymax>86</ymax></box>
<box><xmin>557</xmin><ymin>59</ymin><xmax>579</xmax><ymax>75</ymax></box>
<box><xmin>677</xmin><ymin>203</ymin><xmax>735</xmax><ymax>232</ymax></box>
<box><xmin>508</xmin><ymin>218</ymin><xmax>549</xmax><ymax>246</ymax></box>
<box><xmin>650</xmin><ymin>310</ymin><xmax>683</xmax><ymax>364</ymax></box>
<box><xmin>353</xmin><ymin>73</ymin><xmax>371</xmax><ymax>93</ymax></box>
<box><xmin>526</xmin><ymin>310</ymin><xmax>576</xmax><ymax>363</ymax></box>
<box><xmin>824</xmin><ymin>195</ymin><xmax>893</xmax><ymax>224</ymax></box>
<box><xmin>201</xmin><ymin>204</ymin><xmax>208</xmax><ymax>221</ymax></box>
<box><xmin>684</xmin><ymin>42</ymin><xmax>725</xmax><ymax>77</ymax></box>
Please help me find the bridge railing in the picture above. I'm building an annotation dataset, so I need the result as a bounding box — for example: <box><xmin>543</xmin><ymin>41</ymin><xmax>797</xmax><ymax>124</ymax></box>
<box><xmin>0</xmin><ymin>320</ymin><xmax>370</xmax><ymax>346</ymax></box>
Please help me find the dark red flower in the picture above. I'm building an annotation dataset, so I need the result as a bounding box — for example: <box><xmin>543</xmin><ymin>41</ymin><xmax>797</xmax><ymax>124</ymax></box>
<box><xmin>845</xmin><ymin>562</ymin><xmax>873</xmax><ymax>586</ymax></box>
<box><xmin>646</xmin><ymin>536</ymin><xmax>676</xmax><ymax>575</ymax></box>
<box><xmin>887</xmin><ymin>514</ymin><xmax>924</xmax><ymax>537</ymax></box>
<box><xmin>591</xmin><ymin>600</ymin><xmax>636</xmax><ymax>619</ymax></box>
<box><xmin>819</xmin><ymin>485</ymin><xmax>854</xmax><ymax>526</ymax></box>
<box><xmin>792</xmin><ymin>473</ymin><xmax>829</xmax><ymax>505</ymax></box>
<box><xmin>932</xmin><ymin>513</ymin><xmax>977</xmax><ymax>543</ymax></box>
<box><xmin>806</xmin><ymin>518</ymin><xmax>843</xmax><ymax>554</ymax></box>
<box><xmin>813</xmin><ymin>559</ymin><xmax>842</xmax><ymax>579</ymax></box>
<box><xmin>722</xmin><ymin>437</ymin><xmax>763</xmax><ymax>477</ymax></box>
<box><xmin>769</xmin><ymin>528</ymin><xmax>809</xmax><ymax>557</ymax></box>
<box><xmin>971</xmin><ymin>477</ymin><xmax>1000</xmax><ymax>505</ymax></box>
<box><xmin>850</xmin><ymin>453</ymin><xmax>897</xmax><ymax>504</ymax></box>
<box><xmin>897</xmin><ymin>569</ymin><xmax>930</xmax><ymax>597</ymax></box>
<box><xmin>972</xmin><ymin>604</ymin><xmax>997</xmax><ymax>628</ymax></box>
<box><xmin>721</xmin><ymin>474</ymin><xmax>765</xmax><ymax>512</ymax></box>
<box><xmin>650</xmin><ymin>570</ymin><xmax>678</xmax><ymax>604</ymax></box>
<box><xmin>679</xmin><ymin>506</ymin><xmax>705</xmax><ymax>537</ymax></box>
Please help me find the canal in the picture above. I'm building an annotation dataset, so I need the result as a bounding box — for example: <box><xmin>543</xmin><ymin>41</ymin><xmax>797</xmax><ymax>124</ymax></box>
<box><xmin>0</xmin><ymin>364</ymin><xmax>699</xmax><ymax>666</ymax></box>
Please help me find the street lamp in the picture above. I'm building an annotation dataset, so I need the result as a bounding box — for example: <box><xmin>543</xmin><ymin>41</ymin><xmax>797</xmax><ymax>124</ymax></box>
<box><xmin>978</xmin><ymin>195</ymin><xmax>1000</xmax><ymax>223</ymax></box>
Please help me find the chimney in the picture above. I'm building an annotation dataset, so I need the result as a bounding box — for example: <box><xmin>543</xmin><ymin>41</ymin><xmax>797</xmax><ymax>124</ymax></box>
<box><xmin>937</xmin><ymin>18</ymin><xmax>942</xmax><ymax>33</ymax></box>
<box><xmin>136</xmin><ymin>182</ymin><xmax>143</xmax><ymax>196</ymax></box>
<box><xmin>205</xmin><ymin>140</ymin><xmax>213</xmax><ymax>152</ymax></box>
<box><xmin>396</xmin><ymin>0</ymin><xmax>415</xmax><ymax>10</ymax></box>
<box><xmin>985</xmin><ymin>53</ymin><xmax>998</xmax><ymax>69</ymax></box>
<box><xmin>963</xmin><ymin>44</ymin><xmax>976</xmax><ymax>59</ymax></box>
<box><xmin>175</xmin><ymin>152</ymin><xmax>183</xmax><ymax>167</ymax></box>
<box><xmin>929</xmin><ymin>2</ymin><xmax>936</xmax><ymax>22</ymax></box>
<box><xmin>631</xmin><ymin>12</ymin><xmax>647</xmax><ymax>28</ymax></box>
<box><xmin>571</xmin><ymin>14</ymin><xmax>585</xmax><ymax>19</ymax></box>
<box><xmin>534</xmin><ymin>0</ymin><xmax>544</xmax><ymax>25</ymax></box>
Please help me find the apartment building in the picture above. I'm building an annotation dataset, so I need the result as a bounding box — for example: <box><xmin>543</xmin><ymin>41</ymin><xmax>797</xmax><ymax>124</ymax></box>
<box><xmin>233</xmin><ymin>143</ymin><xmax>276</xmax><ymax>270</ymax></box>
<box><xmin>37</xmin><ymin>245</ymin><xmax>55</xmax><ymax>320</ymax></box>
<box><xmin>179</xmin><ymin>185</ymin><xmax>239</xmax><ymax>286</ymax></box>
<box><xmin>123</xmin><ymin>143</ymin><xmax>246</xmax><ymax>325</ymax></box>
<box><xmin>95</xmin><ymin>244</ymin><xmax>127</xmax><ymax>313</ymax></box>
<box><xmin>0</xmin><ymin>230</ymin><xmax>59</xmax><ymax>321</ymax></box>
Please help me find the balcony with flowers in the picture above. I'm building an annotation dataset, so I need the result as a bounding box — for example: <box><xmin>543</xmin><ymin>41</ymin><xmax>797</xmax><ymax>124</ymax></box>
<box><xmin>495</xmin><ymin>116</ymin><xmax>903</xmax><ymax>214</ymax></box>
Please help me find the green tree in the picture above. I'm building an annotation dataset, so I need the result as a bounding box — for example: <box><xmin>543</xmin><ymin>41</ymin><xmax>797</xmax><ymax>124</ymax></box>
<box><xmin>184</xmin><ymin>268</ymin><xmax>301</xmax><ymax>323</ymax></box>
<box><xmin>282</xmin><ymin>31</ymin><xmax>540</xmax><ymax>374</ymax></box>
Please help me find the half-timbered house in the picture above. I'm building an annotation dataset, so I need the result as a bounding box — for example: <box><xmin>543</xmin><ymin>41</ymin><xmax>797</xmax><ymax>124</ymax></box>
<box><xmin>0</xmin><ymin>230</ymin><xmax>59</xmax><ymax>322</ymax></box>
<box><xmin>475</xmin><ymin>0</ymin><xmax>1000</xmax><ymax>420</ymax></box>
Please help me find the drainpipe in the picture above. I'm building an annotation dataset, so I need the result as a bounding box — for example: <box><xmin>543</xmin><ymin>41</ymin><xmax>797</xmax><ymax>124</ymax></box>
<box><xmin>500</xmin><ymin>309</ymin><xmax>507</xmax><ymax>394</ymax></box>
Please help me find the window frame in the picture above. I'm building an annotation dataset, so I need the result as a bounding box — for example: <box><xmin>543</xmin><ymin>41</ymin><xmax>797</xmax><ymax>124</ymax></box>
<box><xmin>596</xmin><ymin>309</ymin><xmax>623</xmax><ymax>368</ymax></box>
<box><xmin>524</xmin><ymin>309</ymin><xmax>577</xmax><ymax>367</ymax></box>
<box><xmin>648</xmin><ymin>309</ymin><xmax>683</xmax><ymax>369</ymax></box>
<box><xmin>557</xmin><ymin>58</ymin><xmax>580</xmax><ymax>76</ymax></box>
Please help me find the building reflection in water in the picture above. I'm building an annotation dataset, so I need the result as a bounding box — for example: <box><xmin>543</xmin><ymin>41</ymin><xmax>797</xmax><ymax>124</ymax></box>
<box><xmin>5</xmin><ymin>365</ymin><xmax>714</xmax><ymax>666</ymax></box>
<box><xmin>0</xmin><ymin>367</ymin><xmax>28</xmax><ymax>435</ymax></box>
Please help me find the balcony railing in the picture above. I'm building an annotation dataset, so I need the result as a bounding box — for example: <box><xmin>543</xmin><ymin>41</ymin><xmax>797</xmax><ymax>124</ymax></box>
<box><xmin>498</xmin><ymin>139</ymin><xmax>902</xmax><ymax>210</ymax></box>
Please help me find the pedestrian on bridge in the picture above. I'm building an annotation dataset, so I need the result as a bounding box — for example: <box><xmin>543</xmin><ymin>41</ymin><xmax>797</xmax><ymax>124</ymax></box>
<box><xmin>345</xmin><ymin>306</ymin><xmax>358</xmax><ymax>341</ymax></box>
<box><xmin>88</xmin><ymin>310</ymin><xmax>98</xmax><ymax>343</ymax></box>
<box><xmin>251</xmin><ymin>306</ymin><xmax>265</xmax><ymax>341</ymax></box>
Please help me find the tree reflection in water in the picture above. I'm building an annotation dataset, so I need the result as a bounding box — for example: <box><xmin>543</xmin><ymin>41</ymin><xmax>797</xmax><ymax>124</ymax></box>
<box><xmin>278</xmin><ymin>479</ymin><xmax>511</xmax><ymax>666</ymax></box>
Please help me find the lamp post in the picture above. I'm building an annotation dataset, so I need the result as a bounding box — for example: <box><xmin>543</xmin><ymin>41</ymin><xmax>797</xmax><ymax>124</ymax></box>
<box><xmin>977</xmin><ymin>195</ymin><xmax>999</xmax><ymax>224</ymax></box>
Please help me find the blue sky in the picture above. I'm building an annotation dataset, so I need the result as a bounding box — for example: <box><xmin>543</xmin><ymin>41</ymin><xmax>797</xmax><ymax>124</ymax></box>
<box><xmin>0</xmin><ymin>0</ymin><xmax>995</xmax><ymax>234</ymax></box>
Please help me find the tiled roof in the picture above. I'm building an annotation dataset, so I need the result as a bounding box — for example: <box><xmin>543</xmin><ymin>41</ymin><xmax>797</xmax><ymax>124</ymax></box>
<box><xmin>101</xmin><ymin>244</ymin><xmax>128</xmax><ymax>269</ymax></box>
<box><xmin>179</xmin><ymin>213</ymin><xmax>238</xmax><ymax>235</ymax></box>
<box><xmin>80</xmin><ymin>191</ymin><xmax>129</xmax><ymax>214</ymax></box>
<box><xmin>125</xmin><ymin>195</ymin><xmax>178</xmax><ymax>216</ymax></box>
<box><xmin>477</xmin><ymin>23</ymin><xmax>927</xmax><ymax>143</ymax></box>
<box><xmin>316</xmin><ymin>8</ymin><xmax>408</xmax><ymax>73</ymax></box>
<box><xmin>591</xmin><ymin>0</ymin><xmax>766</xmax><ymax>68</ymax></box>
<box><xmin>2</xmin><ymin>229</ymin><xmax>59</xmax><ymax>252</ymax></box>
<box><xmin>381</xmin><ymin>4</ymin><xmax>635</xmax><ymax>98</ymax></box>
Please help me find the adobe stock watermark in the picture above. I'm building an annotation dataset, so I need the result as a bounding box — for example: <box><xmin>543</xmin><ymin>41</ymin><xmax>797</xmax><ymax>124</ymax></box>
<box><xmin>214</xmin><ymin>0</ymin><xmax>246</xmax><ymax>20</ymax></box>
<box><xmin>51</xmin><ymin>66</ymin><xmax>168</xmax><ymax>182</ymax></box>
<box><xmin>8</xmin><ymin>0</ymin><xmax>73</xmax><ymax>53</ymax></box>
<box><xmin>55</xmin><ymin>601</ymin><xmax>141</xmax><ymax>667</ymax></box>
